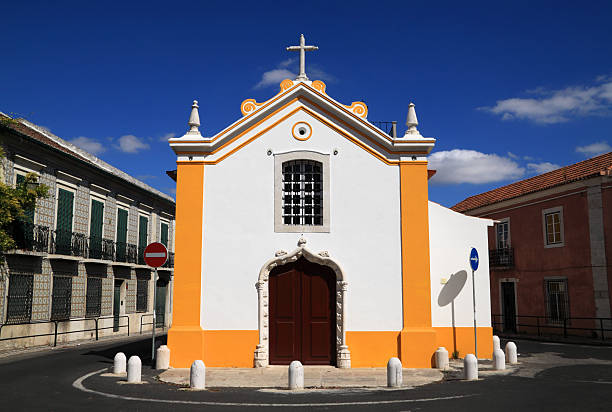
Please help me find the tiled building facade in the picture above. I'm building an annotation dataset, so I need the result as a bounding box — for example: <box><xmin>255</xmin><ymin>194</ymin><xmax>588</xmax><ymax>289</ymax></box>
<box><xmin>0</xmin><ymin>115</ymin><xmax>176</xmax><ymax>349</ymax></box>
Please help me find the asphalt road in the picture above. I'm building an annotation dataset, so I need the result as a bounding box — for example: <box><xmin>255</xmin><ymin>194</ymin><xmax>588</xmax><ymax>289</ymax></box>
<box><xmin>1</xmin><ymin>336</ymin><xmax>611</xmax><ymax>411</ymax></box>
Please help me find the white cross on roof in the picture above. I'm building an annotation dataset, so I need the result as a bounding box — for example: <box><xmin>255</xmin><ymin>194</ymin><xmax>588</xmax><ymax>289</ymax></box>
<box><xmin>286</xmin><ymin>34</ymin><xmax>318</xmax><ymax>81</ymax></box>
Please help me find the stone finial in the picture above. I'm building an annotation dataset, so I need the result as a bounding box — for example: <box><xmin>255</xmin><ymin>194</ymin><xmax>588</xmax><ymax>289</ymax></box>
<box><xmin>297</xmin><ymin>237</ymin><xmax>307</xmax><ymax>248</ymax></box>
<box><xmin>404</xmin><ymin>102</ymin><xmax>421</xmax><ymax>137</ymax></box>
<box><xmin>187</xmin><ymin>100</ymin><xmax>202</xmax><ymax>136</ymax></box>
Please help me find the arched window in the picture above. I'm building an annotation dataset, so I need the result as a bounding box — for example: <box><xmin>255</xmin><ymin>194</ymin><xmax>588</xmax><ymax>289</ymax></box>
<box><xmin>274</xmin><ymin>151</ymin><xmax>330</xmax><ymax>233</ymax></box>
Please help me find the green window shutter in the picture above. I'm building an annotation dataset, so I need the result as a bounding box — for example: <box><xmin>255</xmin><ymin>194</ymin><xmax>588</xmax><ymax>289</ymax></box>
<box><xmin>160</xmin><ymin>223</ymin><xmax>168</xmax><ymax>247</ymax></box>
<box><xmin>138</xmin><ymin>216</ymin><xmax>148</xmax><ymax>264</ymax></box>
<box><xmin>89</xmin><ymin>200</ymin><xmax>104</xmax><ymax>258</ymax></box>
<box><xmin>116</xmin><ymin>209</ymin><xmax>128</xmax><ymax>261</ymax></box>
<box><xmin>56</xmin><ymin>188</ymin><xmax>74</xmax><ymax>254</ymax></box>
<box><xmin>139</xmin><ymin>216</ymin><xmax>148</xmax><ymax>248</ymax></box>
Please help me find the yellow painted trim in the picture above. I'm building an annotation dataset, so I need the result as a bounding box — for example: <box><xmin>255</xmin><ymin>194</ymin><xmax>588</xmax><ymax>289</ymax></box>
<box><xmin>311</xmin><ymin>80</ymin><xmax>326</xmax><ymax>94</ymax></box>
<box><xmin>343</xmin><ymin>101</ymin><xmax>368</xmax><ymax>119</ymax></box>
<box><xmin>167</xmin><ymin>162</ymin><xmax>206</xmax><ymax>368</ymax></box>
<box><xmin>292</xmin><ymin>121</ymin><xmax>313</xmax><ymax>141</ymax></box>
<box><xmin>434</xmin><ymin>326</ymin><xmax>493</xmax><ymax>359</ymax></box>
<box><xmin>398</xmin><ymin>161</ymin><xmax>438</xmax><ymax>365</ymax></box>
<box><xmin>178</xmin><ymin>98</ymin><xmax>430</xmax><ymax>166</ymax></box>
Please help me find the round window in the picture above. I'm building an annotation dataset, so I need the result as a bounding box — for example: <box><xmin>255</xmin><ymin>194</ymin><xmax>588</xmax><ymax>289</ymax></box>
<box><xmin>292</xmin><ymin>122</ymin><xmax>312</xmax><ymax>141</ymax></box>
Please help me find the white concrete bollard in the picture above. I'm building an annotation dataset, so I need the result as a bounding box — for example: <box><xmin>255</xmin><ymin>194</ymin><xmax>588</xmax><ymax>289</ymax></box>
<box><xmin>156</xmin><ymin>345</ymin><xmax>170</xmax><ymax>370</ymax></box>
<box><xmin>190</xmin><ymin>360</ymin><xmax>206</xmax><ymax>390</ymax></box>
<box><xmin>113</xmin><ymin>352</ymin><xmax>126</xmax><ymax>374</ymax></box>
<box><xmin>493</xmin><ymin>335</ymin><xmax>501</xmax><ymax>352</ymax></box>
<box><xmin>387</xmin><ymin>357</ymin><xmax>403</xmax><ymax>388</ymax></box>
<box><xmin>493</xmin><ymin>349</ymin><xmax>506</xmax><ymax>370</ymax></box>
<box><xmin>434</xmin><ymin>347</ymin><xmax>449</xmax><ymax>370</ymax></box>
<box><xmin>464</xmin><ymin>354</ymin><xmax>478</xmax><ymax>380</ymax></box>
<box><xmin>505</xmin><ymin>341</ymin><xmax>518</xmax><ymax>364</ymax></box>
<box><xmin>127</xmin><ymin>356</ymin><xmax>142</xmax><ymax>383</ymax></box>
<box><xmin>288</xmin><ymin>360</ymin><xmax>304</xmax><ymax>390</ymax></box>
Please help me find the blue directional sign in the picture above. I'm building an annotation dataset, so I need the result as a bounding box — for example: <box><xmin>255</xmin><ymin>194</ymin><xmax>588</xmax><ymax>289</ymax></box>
<box><xmin>469</xmin><ymin>248</ymin><xmax>479</xmax><ymax>271</ymax></box>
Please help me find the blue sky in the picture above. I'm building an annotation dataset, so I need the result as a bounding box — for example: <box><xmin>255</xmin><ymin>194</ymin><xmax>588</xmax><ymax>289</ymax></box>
<box><xmin>1</xmin><ymin>1</ymin><xmax>611</xmax><ymax>206</ymax></box>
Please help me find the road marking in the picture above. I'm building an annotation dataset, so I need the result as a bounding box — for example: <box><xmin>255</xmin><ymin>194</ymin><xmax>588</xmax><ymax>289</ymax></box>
<box><xmin>73</xmin><ymin>368</ymin><xmax>476</xmax><ymax>407</ymax></box>
<box><xmin>573</xmin><ymin>380</ymin><xmax>612</xmax><ymax>385</ymax></box>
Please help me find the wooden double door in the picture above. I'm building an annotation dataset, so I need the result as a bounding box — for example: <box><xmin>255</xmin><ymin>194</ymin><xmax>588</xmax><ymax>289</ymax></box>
<box><xmin>269</xmin><ymin>257</ymin><xmax>336</xmax><ymax>366</ymax></box>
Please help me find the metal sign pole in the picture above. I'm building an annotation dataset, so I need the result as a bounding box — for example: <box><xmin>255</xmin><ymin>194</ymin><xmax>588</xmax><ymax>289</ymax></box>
<box><xmin>151</xmin><ymin>268</ymin><xmax>158</xmax><ymax>365</ymax></box>
<box><xmin>472</xmin><ymin>268</ymin><xmax>477</xmax><ymax>359</ymax></box>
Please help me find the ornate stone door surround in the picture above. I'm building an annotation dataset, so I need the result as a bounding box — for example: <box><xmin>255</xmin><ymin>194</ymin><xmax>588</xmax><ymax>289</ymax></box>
<box><xmin>254</xmin><ymin>237</ymin><xmax>351</xmax><ymax>368</ymax></box>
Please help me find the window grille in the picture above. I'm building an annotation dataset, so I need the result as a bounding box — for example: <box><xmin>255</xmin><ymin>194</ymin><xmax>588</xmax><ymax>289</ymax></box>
<box><xmin>545</xmin><ymin>212</ymin><xmax>562</xmax><ymax>245</ymax></box>
<box><xmin>136</xmin><ymin>279</ymin><xmax>148</xmax><ymax>312</ymax></box>
<box><xmin>6</xmin><ymin>274</ymin><xmax>33</xmax><ymax>324</ymax></box>
<box><xmin>545</xmin><ymin>279</ymin><xmax>569</xmax><ymax>323</ymax></box>
<box><xmin>282</xmin><ymin>160</ymin><xmax>323</xmax><ymax>225</ymax></box>
<box><xmin>51</xmin><ymin>276</ymin><xmax>72</xmax><ymax>321</ymax></box>
<box><xmin>86</xmin><ymin>277</ymin><xmax>102</xmax><ymax>318</ymax></box>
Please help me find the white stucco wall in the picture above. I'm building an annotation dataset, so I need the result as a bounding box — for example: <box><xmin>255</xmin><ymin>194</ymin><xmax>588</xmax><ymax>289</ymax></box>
<box><xmin>201</xmin><ymin>104</ymin><xmax>403</xmax><ymax>332</ymax></box>
<box><xmin>428</xmin><ymin>201</ymin><xmax>493</xmax><ymax>328</ymax></box>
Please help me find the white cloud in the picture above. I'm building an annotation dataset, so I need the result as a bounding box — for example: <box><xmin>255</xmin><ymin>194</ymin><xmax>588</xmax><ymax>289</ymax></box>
<box><xmin>115</xmin><ymin>134</ymin><xmax>150</xmax><ymax>153</ymax></box>
<box><xmin>575</xmin><ymin>141</ymin><xmax>612</xmax><ymax>157</ymax></box>
<box><xmin>428</xmin><ymin>149</ymin><xmax>525</xmax><ymax>184</ymax></box>
<box><xmin>527</xmin><ymin>162</ymin><xmax>560</xmax><ymax>174</ymax></box>
<box><xmin>69</xmin><ymin>136</ymin><xmax>106</xmax><ymax>155</ymax></box>
<box><xmin>507</xmin><ymin>151</ymin><xmax>519</xmax><ymax>159</ymax></box>
<box><xmin>480</xmin><ymin>80</ymin><xmax>612</xmax><ymax>124</ymax></box>
<box><xmin>255</xmin><ymin>69</ymin><xmax>296</xmax><ymax>89</ymax></box>
<box><xmin>159</xmin><ymin>132</ymin><xmax>175</xmax><ymax>142</ymax></box>
<box><xmin>278</xmin><ymin>58</ymin><xmax>295</xmax><ymax>68</ymax></box>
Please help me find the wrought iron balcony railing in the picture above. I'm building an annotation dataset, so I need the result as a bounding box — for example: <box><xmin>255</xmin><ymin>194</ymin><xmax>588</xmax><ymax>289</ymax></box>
<box><xmin>50</xmin><ymin>229</ymin><xmax>87</xmax><ymax>257</ymax></box>
<box><xmin>88</xmin><ymin>236</ymin><xmax>115</xmax><ymax>261</ymax></box>
<box><xmin>115</xmin><ymin>241</ymin><xmax>138</xmax><ymax>264</ymax></box>
<box><xmin>9</xmin><ymin>221</ymin><xmax>50</xmax><ymax>252</ymax></box>
<box><xmin>489</xmin><ymin>247</ymin><xmax>514</xmax><ymax>268</ymax></box>
<box><xmin>7</xmin><ymin>223</ymin><xmax>165</xmax><ymax>268</ymax></box>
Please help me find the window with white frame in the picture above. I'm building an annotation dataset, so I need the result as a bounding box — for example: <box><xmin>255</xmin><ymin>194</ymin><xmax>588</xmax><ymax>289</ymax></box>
<box><xmin>545</xmin><ymin>278</ymin><xmax>569</xmax><ymax>323</ymax></box>
<box><xmin>496</xmin><ymin>218</ymin><xmax>510</xmax><ymax>249</ymax></box>
<box><xmin>274</xmin><ymin>151</ymin><xmax>330</xmax><ymax>233</ymax></box>
<box><xmin>542</xmin><ymin>206</ymin><xmax>564</xmax><ymax>247</ymax></box>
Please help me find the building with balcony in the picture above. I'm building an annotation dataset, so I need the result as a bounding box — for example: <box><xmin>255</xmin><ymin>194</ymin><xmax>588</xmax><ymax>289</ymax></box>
<box><xmin>453</xmin><ymin>152</ymin><xmax>612</xmax><ymax>338</ymax></box>
<box><xmin>0</xmin><ymin>114</ymin><xmax>175</xmax><ymax>349</ymax></box>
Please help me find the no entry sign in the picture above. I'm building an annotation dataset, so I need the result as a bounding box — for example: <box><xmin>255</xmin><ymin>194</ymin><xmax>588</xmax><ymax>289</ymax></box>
<box><xmin>143</xmin><ymin>242</ymin><xmax>168</xmax><ymax>267</ymax></box>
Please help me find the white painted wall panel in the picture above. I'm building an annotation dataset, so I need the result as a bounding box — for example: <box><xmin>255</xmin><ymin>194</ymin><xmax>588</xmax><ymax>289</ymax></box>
<box><xmin>201</xmin><ymin>107</ymin><xmax>403</xmax><ymax>331</ymax></box>
<box><xmin>428</xmin><ymin>201</ymin><xmax>493</xmax><ymax>327</ymax></box>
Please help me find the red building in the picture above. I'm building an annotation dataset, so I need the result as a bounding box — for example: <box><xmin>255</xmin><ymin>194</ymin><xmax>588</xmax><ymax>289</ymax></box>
<box><xmin>452</xmin><ymin>152</ymin><xmax>612</xmax><ymax>338</ymax></box>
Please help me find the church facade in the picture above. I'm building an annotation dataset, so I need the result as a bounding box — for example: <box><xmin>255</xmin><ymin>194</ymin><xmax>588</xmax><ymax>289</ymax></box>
<box><xmin>167</xmin><ymin>37</ymin><xmax>493</xmax><ymax>368</ymax></box>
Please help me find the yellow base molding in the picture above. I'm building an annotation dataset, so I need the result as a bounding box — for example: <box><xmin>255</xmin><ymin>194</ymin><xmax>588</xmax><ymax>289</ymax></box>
<box><xmin>399</xmin><ymin>328</ymin><xmax>438</xmax><ymax>368</ymax></box>
<box><xmin>202</xmin><ymin>330</ymin><xmax>259</xmax><ymax>367</ymax></box>
<box><xmin>346</xmin><ymin>331</ymin><xmax>399</xmax><ymax>367</ymax></box>
<box><xmin>167</xmin><ymin>326</ymin><xmax>206</xmax><ymax>368</ymax></box>
<box><xmin>434</xmin><ymin>326</ymin><xmax>493</xmax><ymax>359</ymax></box>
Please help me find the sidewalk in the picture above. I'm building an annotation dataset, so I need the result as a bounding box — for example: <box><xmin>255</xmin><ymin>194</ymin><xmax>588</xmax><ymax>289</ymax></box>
<box><xmin>159</xmin><ymin>366</ymin><xmax>444</xmax><ymax>388</ymax></box>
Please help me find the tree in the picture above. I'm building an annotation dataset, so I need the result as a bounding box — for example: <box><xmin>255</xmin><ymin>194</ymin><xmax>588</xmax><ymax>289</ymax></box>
<box><xmin>0</xmin><ymin>147</ymin><xmax>49</xmax><ymax>252</ymax></box>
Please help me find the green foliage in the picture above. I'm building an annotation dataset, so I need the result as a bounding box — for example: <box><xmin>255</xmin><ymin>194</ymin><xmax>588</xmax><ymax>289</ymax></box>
<box><xmin>452</xmin><ymin>350</ymin><xmax>459</xmax><ymax>359</ymax></box>
<box><xmin>0</xmin><ymin>148</ymin><xmax>49</xmax><ymax>252</ymax></box>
